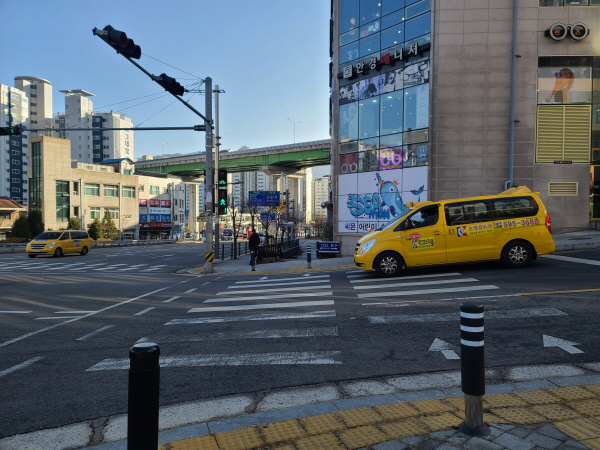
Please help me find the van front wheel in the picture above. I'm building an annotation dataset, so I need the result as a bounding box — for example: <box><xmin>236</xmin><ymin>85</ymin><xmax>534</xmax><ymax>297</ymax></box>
<box><xmin>501</xmin><ymin>241</ymin><xmax>532</xmax><ymax>268</ymax></box>
<box><xmin>374</xmin><ymin>251</ymin><xmax>405</xmax><ymax>277</ymax></box>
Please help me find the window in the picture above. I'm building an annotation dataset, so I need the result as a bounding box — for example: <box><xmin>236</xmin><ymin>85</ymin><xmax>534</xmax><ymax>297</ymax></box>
<box><xmin>359</xmin><ymin>97</ymin><xmax>380</xmax><ymax>138</ymax></box>
<box><xmin>150</xmin><ymin>185</ymin><xmax>159</xmax><ymax>195</ymax></box>
<box><xmin>444</xmin><ymin>200</ymin><xmax>492</xmax><ymax>226</ymax></box>
<box><xmin>122</xmin><ymin>186</ymin><xmax>135</xmax><ymax>198</ymax></box>
<box><xmin>491</xmin><ymin>197</ymin><xmax>539</xmax><ymax>220</ymax></box>
<box><xmin>380</xmin><ymin>91</ymin><xmax>404</xmax><ymax>135</ymax></box>
<box><xmin>90</xmin><ymin>207</ymin><xmax>101</xmax><ymax>219</ymax></box>
<box><xmin>56</xmin><ymin>180</ymin><xmax>70</xmax><ymax>222</ymax></box>
<box><xmin>84</xmin><ymin>183</ymin><xmax>100</xmax><ymax>196</ymax></box>
<box><xmin>12</xmin><ymin>169</ymin><xmax>20</xmax><ymax>174</ymax></box>
<box><xmin>12</xmin><ymin>150</ymin><xmax>20</xmax><ymax>155</ymax></box>
<box><xmin>93</xmin><ymin>135</ymin><xmax>101</xmax><ymax>140</ymax></box>
<box><xmin>93</xmin><ymin>117</ymin><xmax>101</xmax><ymax>122</ymax></box>
<box><xmin>12</xmin><ymin>178</ymin><xmax>20</xmax><ymax>183</ymax></box>
<box><xmin>12</xmin><ymin>187</ymin><xmax>20</xmax><ymax>192</ymax></box>
<box><xmin>104</xmin><ymin>185</ymin><xmax>118</xmax><ymax>197</ymax></box>
<box><xmin>404</xmin><ymin>11</ymin><xmax>430</xmax><ymax>41</ymax></box>
<box><xmin>103</xmin><ymin>136</ymin><xmax>109</xmax><ymax>140</ymax></box>
<box><xmin>73</xmin><ymin>181</ymin><xmax>79</xmax><ymax>195</ymax></box>
<box><xmin>105</xmin><ymin>207</ymin><xmax>119</xmax><ymax>219</ymax></box>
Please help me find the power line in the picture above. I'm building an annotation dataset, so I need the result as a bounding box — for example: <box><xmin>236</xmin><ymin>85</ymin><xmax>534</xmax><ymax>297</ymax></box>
<box><xmin>144</xmin><ymin>53</ymin><xmax>205</xmax><ymax>82</ymax></box>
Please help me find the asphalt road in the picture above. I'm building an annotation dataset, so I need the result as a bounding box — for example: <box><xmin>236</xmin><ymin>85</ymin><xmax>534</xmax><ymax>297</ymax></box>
<box><xmin>0</xmin><ymin>245</ymin><xmax>599</xmax><ymax>438</ymax></box>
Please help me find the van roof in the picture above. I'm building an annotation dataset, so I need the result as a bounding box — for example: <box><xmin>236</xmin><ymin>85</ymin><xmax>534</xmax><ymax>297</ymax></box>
<box><xmin>405</xmin><ymin>186</ymin><xmax>539</xmax><ymax>210</ymax></box>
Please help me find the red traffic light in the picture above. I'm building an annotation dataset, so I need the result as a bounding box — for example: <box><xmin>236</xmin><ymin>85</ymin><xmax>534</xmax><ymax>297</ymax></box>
<box><xmin>94</xmin><ymin>25</ymin><xmax>141</xmax><ymax>59</ymax></box>
<box><xmin>157</xmin><ymin>73</ymin><xmax>185</xmax><ymax>96</ymax></box>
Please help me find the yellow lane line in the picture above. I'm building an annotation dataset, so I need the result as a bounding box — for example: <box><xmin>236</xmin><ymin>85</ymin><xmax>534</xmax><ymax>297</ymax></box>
<box><xmin>519</xmin><ymin>288</ymin><xmax>600</xmax><ymax>296</ymax></box>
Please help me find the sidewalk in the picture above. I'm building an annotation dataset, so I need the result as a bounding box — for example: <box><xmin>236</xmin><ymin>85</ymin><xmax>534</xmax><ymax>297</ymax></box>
<box><xmin>2</xmin><ymin>231</ymin><xmax>600</xmax><ymax>450</ymax></box>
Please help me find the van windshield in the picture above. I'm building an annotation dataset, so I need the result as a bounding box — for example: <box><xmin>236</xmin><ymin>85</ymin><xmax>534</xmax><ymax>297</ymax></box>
<box><xmin>34</xmin><ymin>232</ymin><xmax>62</xmax><ymax>240</ymax></box>
<box><xmin>379</xmin><ymin>208</ymin><xmax>414</xmax><ymax>231</ymax></box>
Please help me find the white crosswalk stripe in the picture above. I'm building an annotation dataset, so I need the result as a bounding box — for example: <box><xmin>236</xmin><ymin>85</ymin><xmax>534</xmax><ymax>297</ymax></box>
<box><xmin>0</xmin><ymin>261</ymin><xmax>167</xmax><ymax>273</ymax></box>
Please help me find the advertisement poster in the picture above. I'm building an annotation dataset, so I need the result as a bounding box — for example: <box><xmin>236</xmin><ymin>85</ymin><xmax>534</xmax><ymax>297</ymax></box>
<box><xmin>416</xmin><ymin>83</ymin><xmax>429</xmax><ymax>129</ymax></box>
<box><xmin>338</xmin><ymin>167</ymin><xmax>428</xmax><ymax>233</ymax></box>
<box><xmin>538</xmin><ymin>65</ymin><xmax>592</xmax><ymax>104</ymax></box>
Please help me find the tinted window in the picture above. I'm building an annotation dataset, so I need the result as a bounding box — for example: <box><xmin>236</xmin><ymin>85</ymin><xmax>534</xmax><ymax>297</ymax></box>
<box><xmin>382</xmin><ymin>0</ymin><xmax>404</xmax><ymax>15</ymax></box>
<box><xmin>359</xmin><ymin>33</ymin><xmax>380</xmax><ymax>58</ymax></box>
<box><xmin>60</xmin><ymin>232</ymin><xmax>71</xmax><ymax>240</ymax></box>
<box><xmin>340</xmin><ymin>41</ymin><xmax>359</xmax><ymax>63</ymax></box>
<box><xmin>492</xmin><ymin>196</ymin><xmax>539</xmax><ymax>220</ymax></box>
<box><xmin>340</xmin><ymin>0</ymin><xmax>360</xmax><ymax>34</ymax></box>
<box><xmin>381</xmin><ymin>22</ymin><xmax>404</xmax><ymax>49</ymax></box>
<box><xmin>360</xmin><ymin>0</ymin><xmax>381</xmax><ymax>25</ymax></box>
<box><xmin>405</xmin><ymin>11</ymin><xmax>430</xmax><ymax>41</ymax></box>
<box><xmin>35</xmin><ymin>232</ymin><xmax>62</xmax><ymax>240</ymax></box>
<box><xmin>406</xmin><ymin>0</ymin><xmax>430</xmax><ymax>20</ymax></box>
<box><xmin>444</xmin><ymin>200</ymin><xmax>492</xmax><ymax>226</ymax></box>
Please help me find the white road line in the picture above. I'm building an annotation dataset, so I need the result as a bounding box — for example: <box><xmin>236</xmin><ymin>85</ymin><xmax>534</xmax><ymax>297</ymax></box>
<box><xmin>189</xmin><ymin>300</ymin><xmax>335</xmax><ymax>313</ymax></box>
<box><xmin>0</xmin><ymin>357</ymin><xmax>44</xmax><ymax>378</ymax></box>
<box><xmin>119</xmin><ymin>264</ymin><xmax>148</xmax><ymax>271</ymax></box>
<box><xmin>184</xmin><ymin>288</ymin><xmax>197</xmax><ymax>293</ymax></box>
<box><xmin>204</xmin><ymin>292</ymin><xmax>333</xmax><ymax>303</ymax></box>
<box><xmin>350</xmin><ymin>272</ymin><xmax>463</xmax><ymax>283</ymax></box>
<box><xmin>36</xmin><ymin>316</ymin><xmax>83</xmax><ymax>320</ymax></box>
<box><xmin>228</xmin><ymin>279</ymin><xmax>331</xmax><ymax>289</ymax></box>
<box><xmin>0</xmin><ymin>280</ymin><xmax>190</xmax><ymax>347</ymax></box>
<box><xmin>87</xmin><ymin>351</ymin><xmax>343</xmax><ymax>371</ymax></box>
<box><xmin>357</xmin><ymin>285</ymin><xmax>499</xmax><ymax>298</ymax></box>
<box><xmin>353</xmin><ymin>278</ymin><xmax>479</xmax><ymax>290</ymax></box>
<box><xmin>134</xmin><ymin>307</ymin><xmax>156</xmax><ymax>316</ymax></box>
<box><xmin>542</xmin><ymin>254</ymin><xmax>600</xmax><ymax>266</ymax></box>
<box><xmin>234</xmin><ymin>275</ymin><xmax>330</xmax><ymax>284</ymax></box>
<box><xmin>164</xmin><ymin>296</ymin><xmax>180</xmax><ymax>303</ymax></box>
<box><xmin>136</xmin><ymin>327</ymin><xmax>338</xmax><ymax>344</ymax></box>
<box><xmin>363</xmin><ymin>294</ymin><xmax>520</xmax><ymax>307</ymax></box>
<box><xmin>76</xmin><ymin>325</ymin><xmax>115</xmax><ymax>341</ymax></box>
<box><xmin>0</xmin><ymin>310</ymin><xmax>31</xmax><ymax>314</ymax></box>
<box><xmin>165</xmin><ymin>310</ymin><xmax>336</xmax><ymax>325</ymax></box>
<box><xmin>368</xmin><ymin>307</ymin><xmax>567</xmax><ymax>324</ymax></box>
<box><xmin>142</xmin><ymin>265</ymin><xmax>169</xmax><ymax>271</ymax></box>
<box><xmin>54</xmin><ymin>311</ymin><xmax>95</xmax><ymax>314</ymax></box>
<box><xmin>219</xmin><ymin>285</ymin><xmax>331</xmax><ymax>295</ymax></box>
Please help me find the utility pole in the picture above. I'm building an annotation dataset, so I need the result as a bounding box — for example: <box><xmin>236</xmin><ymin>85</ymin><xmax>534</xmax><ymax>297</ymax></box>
<box><xmin>204</xmin><ymin>77</ymin><xmax>214</xmax><ymax>272</ymax></box>
<box><xmin>214</xmin><ymin>85</ymin><xmax>221</xmax><ymax>259</ymax></box>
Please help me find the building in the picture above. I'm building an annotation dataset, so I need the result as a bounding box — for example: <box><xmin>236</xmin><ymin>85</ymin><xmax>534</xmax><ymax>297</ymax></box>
<box><xmin>28</xmin><ymin>136</ymin><xmax>184</xmax><ymax>239</ymax></box>
<box><xmin>330</xmin><ymin>0</ymin><xmax>600</xmax><ymax>255</ymax></box>
<box><xmin>14</xmin><ymin>76</ymin><xmax>52</xmax><ymax>139</ymax></box>
<box><xmin>1</xmin><ymin>83</ymin><xmax>29</xmax><ymax>205</ymax></box>
<box><xmin>0</xmin><ymin>197</ymin><xmax>25</xmax><ymax>239</ymax></box>
<box><xmin>312</xmin><ymin>175</ymin><xmax>331</xmax><ymax>219</ymax></box>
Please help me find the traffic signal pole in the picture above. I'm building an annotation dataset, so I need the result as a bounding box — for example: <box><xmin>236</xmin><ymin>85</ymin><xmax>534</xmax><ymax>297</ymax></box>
<box><xmin>204</xmin><ymin>77</ymin><xmax>215</xmax><ymax>273</ymax></box>
<box><xmin>214</xmin><ymin>85</ymin><xmax>220</xmax><ymax>260</ymax></box>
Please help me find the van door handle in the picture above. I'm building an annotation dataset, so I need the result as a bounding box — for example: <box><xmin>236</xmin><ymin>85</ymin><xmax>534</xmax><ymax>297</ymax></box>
<box><xmin>397</xmin><ymin>236</ymin><xmax>408</xmax><ymax>239</ymax></box>
<box><xmin>433</xmin><ymin>231</ymin><xmax>441</xmax><ymax>235</ymax></box>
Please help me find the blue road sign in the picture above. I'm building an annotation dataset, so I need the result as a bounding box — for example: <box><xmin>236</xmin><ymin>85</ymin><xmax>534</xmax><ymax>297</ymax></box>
<box><xmin>249</xmin><ymin>191</ymin><xmax>280</xmax><ymax>207</ymax></box>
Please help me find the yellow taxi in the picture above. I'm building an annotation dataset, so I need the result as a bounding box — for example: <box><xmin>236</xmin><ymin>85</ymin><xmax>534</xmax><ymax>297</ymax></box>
<box><xmin>354</xmin><ymin>187</ymin><xmax>555</xmax><ymax>276</ymax></box>
<box><xmin>26</xmin><ymin>230</ymin><xmax>92</xmax><ymax>258</ymax></box>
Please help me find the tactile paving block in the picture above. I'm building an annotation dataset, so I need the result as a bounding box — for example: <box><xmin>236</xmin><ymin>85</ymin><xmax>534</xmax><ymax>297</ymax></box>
<box><xmin>260</xmin><ymin>419</ymin><xmax>306</xmax><ymax>444</ymax></box>
<box><xmin>483</xmin><ymin>412</ymin><xmax>512</xmax><ymax>424</ymax></box>
<box><xmin>338</xmin><ymin>425</ymin><xmax>389</xmax><ymax>449</ymax></box>
<box><xmin>555</xmin><ymin>418</ymin><xmax>600</xmax><ymax>440</ymax></box>
<box><xmin>551</xmin><ymin>386</ymin><xmax>597</xmax><ymax>401</ymax></box>
<box><xmin>418</xmin><ymin>412</ymin><xmax>463</xmax><ymax>432</ymax></box>
<box><xmin>269</xmin><ymin>445</ymin><xmax>296</xmax><ymax>450</ymax></box>
<box><xmin>410</xmin><ymin>399</ymin><xmax>457</xmax><ymax>414</ymax></box>
<box><xmin>584</xmin><ymin>384</ymin><xmax>600</xmax><ymax>396</ymax></box>
<box><xmin>444</xmin><ymin>396</ymin><xmax>466</xmax><ymax>411</ymax></box>
<box><xmin>568</xmin><ymin>399</ymin><xmax>600</xmax><ymax>418</ymax></box>
<box><xmin>294</xmin><ymin>433</ymin><xmax>346</xmax><ymax>450</ymax></box>
<box><xmin>515</xmin><ymin>389</ymin><xmax>561</xmax><ymax>405</ymax></box>
<box><xmin>483</xmin><ymin>393</ymin><xmax>528</xmax><ymax>408</ymax></box>
<box><xmin>335</xmin><ymin>406</ymin><xmax>384</xmax><ymax>427</ymax></box>
<box><xmin>214</xmin><ymin>426</ymin><xmax>264</xmax><ymax>450</ymax></box>
<box><xmin>532</xmin><ymin>404</ymin><xmax>581</xmax><ymax>421</ymax></box>
<box><xmin>374</xmin><ymin>402</ymin><xmax>421</xmax><ymax>420</ymax></box>
<box><xmin>300</xmin><ymin>413</ymin><xmax>346</xmax><ymax>435</ymax></box>
<box><xmin>379</xmin><ymin>418</ymin><xmax>429</xmax><ymax>439</ymax></box>
<box><xmin>160</xmin><ymin>435</ymin><xmax>219</xmax><ymax>450</ymax></box>
<box><xmin>488</xmin><ymin>407</ymin><xmax>547</xmax><ymax>424</ymax></box>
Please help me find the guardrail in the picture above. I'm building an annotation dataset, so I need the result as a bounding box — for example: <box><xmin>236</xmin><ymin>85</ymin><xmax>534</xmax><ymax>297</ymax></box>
<box><xmin>0</xmin><ymin>239</ymin><xmax>177</xmax><ymax>253</ymax></box>
<box><xmin>0</xmin><ymin>243</ymin><xmax>27</xmax><ymax>253</ymax></box>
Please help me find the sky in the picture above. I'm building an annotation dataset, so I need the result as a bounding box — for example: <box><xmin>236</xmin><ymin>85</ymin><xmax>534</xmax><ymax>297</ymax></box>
<box><xmin>0</xmin><ymin>0</ymin><xmax>331</xmax><ymax>176</ymax></box>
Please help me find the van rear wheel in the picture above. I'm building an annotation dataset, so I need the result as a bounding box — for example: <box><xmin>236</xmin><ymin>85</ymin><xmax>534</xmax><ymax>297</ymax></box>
<box><xmin>80</xmin><ymin>246</ymin><xmax>88</xmax><ymax>256</ymax></box>
<box><xmin>501</xmin><ymin>241</ymin><xmax>532</xmax><ymax>268</ymax></box>
<box><xmin>374</xmin><ymin>251</ymin><xmax>405</xmax><ymax>277</ymax></box>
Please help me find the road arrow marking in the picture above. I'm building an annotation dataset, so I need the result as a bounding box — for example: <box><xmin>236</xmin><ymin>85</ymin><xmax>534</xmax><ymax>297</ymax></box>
<box><xmin>543</xmin><ymin>335</ymin><xmax>584</xmax><ymax>354</ymax></box>
<box><xmin>260</xmin><ymin>276</ymin><xmax>268</xmax><ymax>280</ymax></box>
<box><xmin>428</xmin><ymin>338</ymin><xmax>460</xmax><ymax>360</ymax></box>
<box><xmin>304</xmin><ymin>273</ymin><xmax>312</xmax><ymax>277</ymax></box>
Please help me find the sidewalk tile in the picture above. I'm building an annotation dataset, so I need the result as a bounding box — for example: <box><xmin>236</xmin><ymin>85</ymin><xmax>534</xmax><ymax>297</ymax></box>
<box><xmin>535</xmin><ymin>423</ymin><xmax>570</xmax><ymax>440</ymax></box>
<box><xmin>464</xmin><ymin>436</ymin><xmax>503</xmax><ymax>450</ymax></box>
<box><xmin>374</xmin><ymin>402</ymin><xmax>421</xmax><ymax>420</ymax></box>
<box><xmin>484</xmin><ymin>393</ymin><xmax>529</xmax><ymax>408</ymax></box>
<box><xmin>554</xmin><ymin>418</ymin><xmax>600</xmax><ymax>440</ymax></box>
<box><xmin>515</xmin><ymin>390</ymin><xmax>561</xmax><ymax>405</ymax></box>
<box><xmin>584</xmin><ymin>384</ymin><xmax>600</xmax><ymax>395</ymax></box>
<box><xmin>294</xmin><ymin>433</ymin><xmax>345</xmax><ymax>450</ymax></box>
<box><xmin>532</xmin><ymin>404</ymin><xmax>581</xmax><ymax>422</ymax></box>
<box><xmin>522</xmin><ymin>431</ymin><xmax>562</xmax><ymax>449</ymax></box>
<box><xmin>444</xmin><ymin>396</ymin><xmax>466</xmax><ymax>411</ymax></box>
<box><xmin>489</xmin><ymin>407</ymin><xmax>547</xmax><ymax>424</ymax></box>
<box><xmin>260</xmin><ymin>419</ymin><xmax>306</xmax><ymax>444</ymax></box>
<box><xmin>338</xmin><ymin>424</ymin><xmax>389</xmax><ymax>449</ymax></box>
<box><xmin>580</xmin><ymin>437</ymin><xmax>600</xmax><ymax>449</ymax></box>
<box><xmin>372</xmin><ymin>440</ymin><xmax>409</xmax><ymax>449</ymax></box>
<box><xmin>300</xmin><ymin>413</ymin><xmax>346</xmax><ymax>435</ymax></box>
<box><xmin>567</xmin><ymin>399</ymin><xmax>600</xmax><ymax>417</ymax></box>
<box><xmin>159</xmin><ymin>435</ymin><xmax>219</xmax><ymax>450</ymax></box>
<box><xmin>418</xmin><ymin>412</ymin><xmax>462</xmax><ymax>431</ymax></box>
<box><xmin>493</xmin><ymin>432</ymin><xmax>535</xmax><ymax>450</ymax></box>
<box><xmin>410</xmin><ymin>399</ymin><xmax>457</xmax><ymax>414</ymax></box>
<box><xmin>336</xmin><ymin>406</ymin><xmax>384</xmax><ymax>427</ymax></box>
<box><xmin>551</xmin><ymin>386</ymin><xmax>597</xmax><ymax>402</ymax></box>
<box><xmin>379</xmin><ymin>418</ymin><xmax>429</xmax><ymax>439</ymax></box>
<box><xmin>214</xmin><ymin>427</ymin><xmax>264</xmax><ymax>450</ymax></box>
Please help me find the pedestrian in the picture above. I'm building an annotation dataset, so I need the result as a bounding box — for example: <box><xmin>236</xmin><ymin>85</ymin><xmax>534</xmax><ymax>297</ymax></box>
<box><xmin>248</xmin><ymin>228</ymin><xmax>260</xmax><ymax>271</ymax></box>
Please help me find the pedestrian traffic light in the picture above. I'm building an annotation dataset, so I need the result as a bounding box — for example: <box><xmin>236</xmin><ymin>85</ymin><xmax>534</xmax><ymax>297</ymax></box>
<box><xmin>156</xmin><ymin>73</ymin><xmax>185</xmax><ymax>96</ymax></box>
<box><xmin>217</xmin><ymin>188</ymin><xmax>228</xmax><ymax>215</ymax></box>
<box><xmin>93</xmin><ymin>25</ymin><xmax>141</xmax><ymax>59</ymax></box>
<box><xmin>0</xmin><ymin>125</ymin><xmax>22</xmax><ymax>136</ymax></box>
<box><xmin>217</xmin><ymin>169</ymin><xmax>227</xmax><ymax>187</ymax></box>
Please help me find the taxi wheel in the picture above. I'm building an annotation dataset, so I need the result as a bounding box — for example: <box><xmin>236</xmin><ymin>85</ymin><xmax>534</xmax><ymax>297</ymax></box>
<box><xmin>53</xmin><ymin>247</ymin><xmax>63</xmax><ymax>258</ymax></box>
<box><xmin>374</xmin><ymin>251</ymin><xmax>405</xmax><ymax>277</ymax></box>
<box><xmin>80</xmin><ymin>246</ymin><xmax>89</xmax><ymax>256</ymax></box>
<box><xmin>28</xmin><ymin>255</ymin><xmax>36</xmax><ymax>258</ymax></box>
<box><xmin>501</xmin><ymin>241</ymin><xmax>532</xmax><ymax>268</ymax></box>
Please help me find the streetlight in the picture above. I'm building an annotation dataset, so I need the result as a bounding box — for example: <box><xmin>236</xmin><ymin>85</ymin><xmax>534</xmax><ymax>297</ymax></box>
<box><xmin>287</xmin><ymin>118</ymin><xmax>299</xmax><ymax>144</ymax></box>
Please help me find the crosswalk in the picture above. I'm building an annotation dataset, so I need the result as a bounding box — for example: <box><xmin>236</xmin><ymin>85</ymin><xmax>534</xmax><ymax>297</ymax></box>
<box><xmin>0</xmin><ymin>260</ymin><xmax>171</xmax><ymax>273</ymax></box>
<box><xmin>87</xmin><ymin>274</ymin><xmax>340</xmax><ymax>370</ymax></box>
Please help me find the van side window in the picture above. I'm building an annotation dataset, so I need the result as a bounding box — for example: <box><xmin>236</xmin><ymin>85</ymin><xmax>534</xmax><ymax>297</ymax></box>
<box><xmin>444</xmin><ymin>200</ymin><xmax>492</xmax><ymax>226</ymax></box>
<box><xmin>59</xmin><ymin>232</ymin><xmax>71</xmax><ymax>240</ymax></box>
<box><xmin>492</xmin><ymin>196</ymin><xmax>539</xmax><ymax>220</ymax></box>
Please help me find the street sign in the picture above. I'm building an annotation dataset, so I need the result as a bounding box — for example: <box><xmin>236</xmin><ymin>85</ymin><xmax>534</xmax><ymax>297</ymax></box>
<box><xmin>316</xmin><ymin>242</ymin><xmax>340</xmax><ymax>253</ymax></box>
<box><xmin>249</xmin><ymin>191</ymin><xmax>280</xmax><ymax>207</ymax></box>
<box><xmin>260</xmin><ymin>212</ymin><xmax>276</xmax><ymax>221</ymax></box>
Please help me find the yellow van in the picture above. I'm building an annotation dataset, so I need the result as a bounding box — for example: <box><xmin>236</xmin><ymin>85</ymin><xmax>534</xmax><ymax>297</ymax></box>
<box><xmin>26</xmin><ymin>230</ymin><xmax>92</xmax><ymax>258</ymax></box>
<box><xmin>354</xmin><ymin>187</ymin><xmax>555</xmax><ymax>277</ymax></box>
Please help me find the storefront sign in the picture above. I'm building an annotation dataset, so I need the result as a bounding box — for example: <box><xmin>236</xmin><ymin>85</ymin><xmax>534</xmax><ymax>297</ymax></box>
<box><xmin>546</xmin><ymin>22</ymin><xmax>588</xmax><ymax>41</ymax></box>
<box><xmin>317</xmin><ymin>241</ymin><xmax>340</xmax><ymax>253</ymax></box>
<box><xmin>140</xmin><ymin>223</ymin><xmax>172</xmax><ymax>229</ymax></box>
<box><xmin>149</xmin><ymin>207</ymin><xmax>171</xmax><ymax>214</ymax></box>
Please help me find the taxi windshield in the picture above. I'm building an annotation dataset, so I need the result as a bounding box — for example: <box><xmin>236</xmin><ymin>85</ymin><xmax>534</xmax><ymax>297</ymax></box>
<box><xmin>379</xmin><ymin>208</ymin><xmax>414</xmax><ymax>231</ymax></box>
<box><xmin>34</xmin><ymin>232</ymin><xmax>62</xmax><ymax>240</ymax></box>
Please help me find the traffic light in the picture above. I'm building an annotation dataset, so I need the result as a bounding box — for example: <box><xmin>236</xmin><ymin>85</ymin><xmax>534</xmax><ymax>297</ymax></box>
<box><xmin>93</xmin><ymin>25</ymin><xmax>141</xmax><ymax>59</ymax></box>
<box><xmin>217</xmin><ymin>188</ymin><xmax>228</xmax><ymax>215</ymax></box>
<box><xmin>0</xmin><ymin>125</ymin><xmax>22</xmax><ymax>136</ymax></box>
<box><xmin>217</xmin><ymin>169</ymin><xmax>227</xmax><ymax>187</ymax></box>
<box><xmin>156</xmin><ymin>73</ymin><xmax>185</xmax><ymax>96</ymax></box>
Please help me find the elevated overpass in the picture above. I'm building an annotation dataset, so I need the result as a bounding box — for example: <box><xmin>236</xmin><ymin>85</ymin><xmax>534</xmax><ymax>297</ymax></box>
<box><xmin>135</xmin><ymin>139</ymin><xmax>331</xmax><ymax>178</ymax></box>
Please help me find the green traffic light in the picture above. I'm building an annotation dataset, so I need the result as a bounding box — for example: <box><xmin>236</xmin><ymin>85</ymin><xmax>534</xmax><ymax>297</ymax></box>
<box><xmin>0</xmin><ymin>126</ymin><xmax>21</xmax><ymax>136</ymax></box>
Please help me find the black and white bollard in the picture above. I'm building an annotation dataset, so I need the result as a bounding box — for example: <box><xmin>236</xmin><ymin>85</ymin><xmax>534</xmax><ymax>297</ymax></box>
<box><xmin>459</xmin><ymin>303</ymin><xmax>490</xmax><ymax>437</ymax></box>
<box><xmin>128</xmin><ymin>342</ymin><xmax>160</xmax><ymax>450</ymax></box>
<box><xmin>307</xmin><ymin>245</ymin><xmax>312</xmax><ymax>269</ymax></box>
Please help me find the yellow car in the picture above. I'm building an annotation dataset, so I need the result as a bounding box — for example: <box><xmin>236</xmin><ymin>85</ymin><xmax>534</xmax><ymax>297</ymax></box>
<box><xmin>354</xmin><ymin>187</ymin><xmax>555</xmax><ymax>277</ymax></box>
<box><xmin>27</xmin><ymin>230</ymin><xmax>92</xmax><ymax>258</ymax></box>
